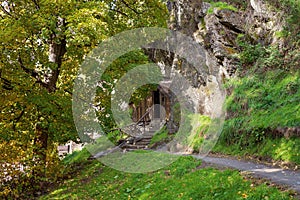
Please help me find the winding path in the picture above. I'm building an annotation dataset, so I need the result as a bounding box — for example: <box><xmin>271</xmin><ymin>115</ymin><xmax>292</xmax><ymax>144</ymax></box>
<box><xmin>193</xmin><ymin>155</ymin><xmax>300</xmax><ymax>193</ymax></box>
<box><xmin>92</xmin><ymin>145</ymin><xmax>300</xmax><ymax>193</ymax></box>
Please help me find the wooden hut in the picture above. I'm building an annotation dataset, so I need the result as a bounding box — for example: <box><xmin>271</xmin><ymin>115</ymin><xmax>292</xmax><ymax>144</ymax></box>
<box><xmin>131</xmin><ymin>89</ymin><xmax>170</xmax><ymax>122</ymax></box>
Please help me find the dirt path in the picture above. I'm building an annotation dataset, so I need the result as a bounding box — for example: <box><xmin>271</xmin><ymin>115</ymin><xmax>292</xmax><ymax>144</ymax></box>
<box><xmin>192</xmin><ymin>155</ymin><xmax>300</xmax><ymax>193</ymax></box>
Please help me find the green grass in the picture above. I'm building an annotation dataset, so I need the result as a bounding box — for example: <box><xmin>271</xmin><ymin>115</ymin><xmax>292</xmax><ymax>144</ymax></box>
<box><xmin>207</xmin><ymin>2</ymin><xmax>238</xmax><ymax>14</ymax></box>
<box><xmin>40</xmin><ymin>150</ymin><xmax>295</xmax><ymax>199</ymax></box>
<box><xmin>214</xmin><ymin>137</ymin><xmax>300</xmax><ymax>165</ymax></box>
<box><xmin>149</xmin><ymin>126</ymin><xmax>171</xmax><ymax>146</ymax></box>
<box><xmin>222</xmin><ymin>70</ymin><xmax>300</xmax><ymax>130</ymax></box>
<box><xmin>216</xmin><ymin>70</ymin><xmax>300</xmax><ymax>165</ymax></box>
<box><xmin>62</xmin><ymin>148</ymin><xmax>91</xmax><ymax>165</ymax></box>
<box><xmin>149</xmin><ymin>117</ymin><xmax>212</xmax><ymax>151</ymax></box>
<box><xmin>187</xmin><ymin>115</ymin><xmax>211</xmax><ymax>152</ymax></box>
<box><xmin>216</xmin><ymin>3</ymin><xmax>300</xmax><ymax>164</ymax></box>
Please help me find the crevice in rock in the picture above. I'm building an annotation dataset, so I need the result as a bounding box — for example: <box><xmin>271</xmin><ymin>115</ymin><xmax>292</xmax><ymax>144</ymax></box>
<box><xmin>219</xmin><ymin>21</ymin><xmax>245</xmax><ymax>34</ymax></box>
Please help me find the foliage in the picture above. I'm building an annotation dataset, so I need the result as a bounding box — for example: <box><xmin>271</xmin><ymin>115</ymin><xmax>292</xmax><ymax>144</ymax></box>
<box><xmin>206</xmin><ymin>1</ymin><xmax>238</xmax><ymax>14</ymax></box>
<box><xmin>173</xmin><ymin>113</ymin><xmax>212</xmax><ymax>153</ymax></box>
<box><xmin>40</xmin><ymin>152</ymin><xmax>294</xmax><ymax>199</ymax></box>
<box><xmin>94</xmin><ymin>50</ymin><xmax>159</xmax><ymax>132</ymax></box>
<box><xmin>204</xmin><ymin>0</ymin><xmax>247</xmax><ymax>10</ymax></box>
<box><xmin>214</xmin><ymin>0</ymin><xmax>300</xmax><ymax>164</ymax></box>
<box><xmin>238</xmin><ymin>43</ymin><xmax>266</xmax><ymax>66</ymax></box>
<box><xmin>0</xmin><ymin>0</ymin><xmax>168</xmax><ymax>197</ymax></box>
<box><xmin>172</xmin><ymin>101</ymin><xmax>181</xmax><ymax>126</ymax></box>
<box><xmin>149</xmin><ymin>125</ymin><xmax>171</xmax><ymax>146</ymax></box>
<box><xmin>267</xmin><ymin>0</ymin><xmax>300</xmax><ymax>27</ymax></box>
<box><xmin>217</xmin><ymin>70</ymin><xmax>300</xmax><ymax>164</ymax></box>
<box><xmin>107</xmin><ymin>129</ymin><xmax>126</xmax><ymax>145</ymax></box>
<box><xmin>187</xmin><ymin>115</ymin><xmax>211</xmax><ymax>152</ymax></box>
<box><xmin>236</xmin><ymin>36</ymin><xmax>291</xmax><ymax>71</ymax></box>
<box><xmin>62</xmin><ymin>148</ymin><xmax>91</xmax><ymax>165</ymax></box>
<box><xmin>0</xmin><ymin>142</ymin><xmax>63</xmax><ymax>199</ymax></box>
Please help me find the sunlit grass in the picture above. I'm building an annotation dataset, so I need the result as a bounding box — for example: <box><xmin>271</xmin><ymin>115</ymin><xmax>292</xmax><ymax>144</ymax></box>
<box><xmin>40</xmin><ymin>151</ymin><xmax>295</xmax><ymax>199</ymax></box>
<box><xmin>218</xmin><ymin>69</ymin><xmax>300</xmax><ymax>164</ymax></box>
<box><xmin>214</xmin><ymin>137</ymin><xmax>300</xmax><ymax>165</ymax></box>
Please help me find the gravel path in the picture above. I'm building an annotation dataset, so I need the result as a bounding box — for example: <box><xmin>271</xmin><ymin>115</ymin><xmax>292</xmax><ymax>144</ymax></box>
<box><xmin>192</xmin><ymin>155</ymin><xmax>300</xmax><ymax>193</ymax></box>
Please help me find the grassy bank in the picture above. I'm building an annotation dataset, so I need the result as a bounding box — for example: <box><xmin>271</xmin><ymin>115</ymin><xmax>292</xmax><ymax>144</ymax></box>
<box><xmin>214</xmin><ymin>137</ymin><xmax>300</xmax><ymax>166</ymax></box>
<box><xmin>40</xmin><ymin>149</ymin><xmax>295</xmax><ymax>199</ymax></box>
<box><xmin>214</xmin><ymin>68</ymin><xmax>300</xmax><ymax>166</ymax></box>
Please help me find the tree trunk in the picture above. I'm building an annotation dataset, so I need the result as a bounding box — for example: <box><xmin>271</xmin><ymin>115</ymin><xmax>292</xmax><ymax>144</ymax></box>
<box><xmin>31</xmin><ymin>17</ymin><xmax>67</xmax><ymax>190</ymax></box>
<box><xmin>31</xmin><ymin>122</ymin><xmax>49</xmax><ymax>190</ymax></box>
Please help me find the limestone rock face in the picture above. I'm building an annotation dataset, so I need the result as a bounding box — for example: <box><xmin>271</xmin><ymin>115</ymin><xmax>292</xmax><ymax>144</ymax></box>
<box><xmin>148</xmin><ymin>0</ymin><xmax>285</xmax><ymax>116</ymax></box>
<box><xmin>250</xmin><ymin>0</ymin><xmax>268</xmax><ymax>14</ymax></box>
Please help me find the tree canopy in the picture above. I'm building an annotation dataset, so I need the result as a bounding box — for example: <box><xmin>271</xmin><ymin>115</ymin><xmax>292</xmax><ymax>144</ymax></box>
<box><xmin>0</xmin><ymin>0</ymin><xmax>167</xmax><ymax>197</ymax></box>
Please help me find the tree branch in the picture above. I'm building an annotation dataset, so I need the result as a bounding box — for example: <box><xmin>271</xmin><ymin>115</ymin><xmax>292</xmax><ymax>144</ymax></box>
<box><xmin>13</xmin><ymin>109</ymin><xmax>25</xmax><ymax>131</ymax></box>
<box><xmin>0</xmin><ymin>4</ymin><xmax>12</xmax><ymax>17</ymax></box>
<box><xmin>32</xmin><ymin>0</ymin><xmax>40</xmax><ymax>10</ymax></box>
<box><xmin>15</xmin><ymin>109</ymin><xmax>25</xmax><ymax>123</ymax></box>
<box><xmin>0</xmin><ymin>69</ymin><xmax>35</xmax><ymax>91</ymax></box>
<box><xmin>65</xmin><ymin>89</ymin><xmax>99</xmax><ymax>110</ymax></box>
<box><xmin>0</xmin><ymin>69</ymin><xmax>13</xmax><ymax>90</ymax></box>
<box><xmin>64</xmin><ymin>89</ymin><xmax>72</xmax><ymax>95</ymax></box>
<box><xmin>109</xmin><ymin>8</ymin><xmax>129</xmax><ymax>17</ymax></box>
<box><xmin>17</xmin><ymin>55</ymin><xmax>50</xmax><ymax>89</ymax></box>
<box><xmin>18</xmin><ymin>55</ymin><xmax>39</xmax><ymax>79</ymax></box>
<box><xmin>119</xmin><ymin>0</ymin><xmax>141</xmax><ymax>15</ymax></box>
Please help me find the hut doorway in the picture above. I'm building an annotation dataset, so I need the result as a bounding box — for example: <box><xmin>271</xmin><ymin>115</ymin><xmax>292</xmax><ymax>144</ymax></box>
<box><xmin>130</xmin><ymin>86</ymin><xmax>174</xmax><ymax>131</ymax></box>
<box><xmin>153</xmin><ymin>90</ymin><xmax>160</xmax><ymax>119</ymax></box>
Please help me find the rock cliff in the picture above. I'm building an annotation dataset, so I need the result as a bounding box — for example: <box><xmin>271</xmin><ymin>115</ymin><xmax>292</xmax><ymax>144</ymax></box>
<box><xmin>148</xmin><ymin>0</ymin><xmax>286</xmax><ymax>117</ymax></box>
